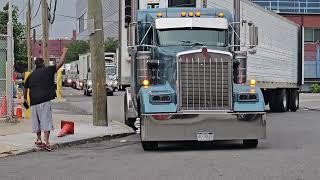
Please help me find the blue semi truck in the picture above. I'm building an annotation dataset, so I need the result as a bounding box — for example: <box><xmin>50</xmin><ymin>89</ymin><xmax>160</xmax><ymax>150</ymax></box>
<box><xmin>122</xmin><ymin>0</ymin><xmax>303</xmax><ymax>150</ymax></box>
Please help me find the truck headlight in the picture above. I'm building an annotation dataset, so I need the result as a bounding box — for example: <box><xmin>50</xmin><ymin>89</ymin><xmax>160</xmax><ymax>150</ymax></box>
<box><xmin>150</xmin><ymin>94</ymin><xmax>172</xmax><ymax>103</ymax></box>
<box><xmin>67</xmin><ymin>79</ymin><xmax>72</xmax><ymax>83</ymax></box>
<box><xmin>88</xmin><ymin>81</ymin><xmax>92</xmax><ymax>86</ymax></box>
<box><xmin>237</xmin><ymin>93</ymin><xmax>259</xmax><ymax>102</ymax></box>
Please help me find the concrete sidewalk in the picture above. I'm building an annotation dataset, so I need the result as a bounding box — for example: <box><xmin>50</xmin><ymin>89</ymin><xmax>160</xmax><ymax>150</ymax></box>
<box><xmin>0</xmin><ymin>107</ymin><xmax>135</xmax><ymax>158</ymax></box>
<box><xmin>300</xmin><ymin>93</ymin><xmax>320</xmax><ymax>110</ymax></box>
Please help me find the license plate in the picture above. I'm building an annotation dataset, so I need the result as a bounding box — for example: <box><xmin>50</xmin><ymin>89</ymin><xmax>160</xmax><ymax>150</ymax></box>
<box><xmin>197</xmin><ymin>132</ymin><xmax>214</xmax><ymax>141</ymax></box>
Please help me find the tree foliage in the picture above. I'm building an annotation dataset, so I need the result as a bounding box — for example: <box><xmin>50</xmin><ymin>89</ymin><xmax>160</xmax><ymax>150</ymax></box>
<box><xmin>65</xmin><ymin>40</ymin><xmax>90</xmax><ymax>63</ymax></box>
<box><xmin>0</xmin><ymin>3</ymin><xmax>27</xmax><ymax>72</ymax></box>
<box><xmin>104</xmin><ymin>37</ymin><xmax>118</xmax><ymax>52</ymax></box>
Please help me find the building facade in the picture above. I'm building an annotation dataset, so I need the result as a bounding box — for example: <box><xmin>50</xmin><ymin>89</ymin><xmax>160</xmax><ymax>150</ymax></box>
<box><xmin>76</xmin><ymin>0</ymin><xmax>119</xmax><ymax>40</ymax></box>
<box><xmin>32</xmin><ymin>30</ymin><xmax>76</xmax><ymax>60</ymax></box>
<box><xmin>253</xmin><ymin>0</ymin><xmax>320</xmax><ymax>91</ymax></box>
<box><xmin>253</xmin><ymin>0</ymin><xmax>320</xmax><ymax>13</ymax></box>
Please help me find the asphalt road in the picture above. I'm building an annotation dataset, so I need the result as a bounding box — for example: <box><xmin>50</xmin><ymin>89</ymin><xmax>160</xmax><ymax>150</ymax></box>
<box><xmin>1</xmin><ymin>91</ymin><xmax>320</xmax><ymax>180</ymax></box>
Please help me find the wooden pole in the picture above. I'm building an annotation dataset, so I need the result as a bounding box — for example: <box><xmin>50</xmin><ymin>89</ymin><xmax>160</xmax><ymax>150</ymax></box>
<box><xmin>26</xmin><ymin>0</ymin><xmax>32</xmax><ymax>71</ymax></box>
<box><xmin>41</xmin><ymin>0</ymin><xmax>49</xmax><ymax>65</ymax></box>
<box><xmin>88</xmin><ymin>0</ymin><xmax>107</xmax><ymax>126</ymax></box>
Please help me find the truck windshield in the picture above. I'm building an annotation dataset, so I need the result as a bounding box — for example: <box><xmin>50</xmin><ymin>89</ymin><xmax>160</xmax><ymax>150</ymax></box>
<box><xmin>158</xmin><ymin>28</ymin><xmax>227</xmax><ymax>47</ymax></box>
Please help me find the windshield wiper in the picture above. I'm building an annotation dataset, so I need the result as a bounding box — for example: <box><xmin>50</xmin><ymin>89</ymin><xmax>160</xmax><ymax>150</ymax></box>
<box><xmin>179</xmin><ymin>40</ymin><xmax>205</xmax><ymax>47</ymax></box>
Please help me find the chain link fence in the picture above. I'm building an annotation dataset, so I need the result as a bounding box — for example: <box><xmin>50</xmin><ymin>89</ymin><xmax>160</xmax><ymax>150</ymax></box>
<box><xmin>0</xmin><ymin>34</ymin><xmax>14</xmax><ymax>123</ymax></box>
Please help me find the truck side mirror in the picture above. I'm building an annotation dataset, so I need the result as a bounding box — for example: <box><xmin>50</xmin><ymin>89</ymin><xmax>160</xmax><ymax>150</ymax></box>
<box><xmin>249</xmin><ymin>25</ymin><xmax>258</xmax><ymax>48</ymax></box>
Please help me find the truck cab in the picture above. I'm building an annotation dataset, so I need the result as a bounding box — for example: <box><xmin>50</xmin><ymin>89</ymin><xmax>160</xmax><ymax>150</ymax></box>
<box><xmin>124</xmin><ymin>5</ymin><xmax>266</xmax><ymax>150</ymax></box>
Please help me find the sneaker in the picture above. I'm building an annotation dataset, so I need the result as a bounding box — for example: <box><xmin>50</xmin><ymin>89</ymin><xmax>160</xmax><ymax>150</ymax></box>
<box><xmin>41</xmin><ymin>143</ymin><xmax>52</xmax><ymax>151</ymax></box>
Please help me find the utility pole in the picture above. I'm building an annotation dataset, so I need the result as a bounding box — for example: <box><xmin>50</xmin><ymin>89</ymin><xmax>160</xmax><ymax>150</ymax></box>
<box><xmin>88</xmin><ymin>0</ymin><xmax>108</xmax><ymax>126</ymax></box>
<box><xmin>26</xmin><ymin>0</ymin><xmax>32</xmax><ymax>71</ymax></box>
<box><xmin>41</xmin><ymin>0</ymin><xmax>49</xmax><ymax>65</ymax></box>
<box><xmin>6</xmin><ymin>0</ymin><xmax>14</xmax><ymax>118</ymax></box>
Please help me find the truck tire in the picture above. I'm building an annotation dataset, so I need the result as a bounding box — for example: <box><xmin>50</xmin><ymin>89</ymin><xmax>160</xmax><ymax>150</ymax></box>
<box><xmin>270</xmin><ymin>89</ymin><xmax>288</xmax><ymax>112</ymax></box>
<box><xmin>142</xmin><ymin>141</ymin><xmax>158</xmax><ymax>151</ymax></box>
<box><xmin>288</xmin><ymin>89</ymin><xmax>299</xmax><ymax>112</ymax></box>
<box><xmin>243</xmin><ymin>139</ymin><xmax>258</xmax><ymax>148</ymax></box>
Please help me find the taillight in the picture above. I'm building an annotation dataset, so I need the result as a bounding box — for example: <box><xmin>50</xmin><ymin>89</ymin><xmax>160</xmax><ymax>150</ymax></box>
<box><xmin>152</xmin><ymin>115</ymin><xmax>171</xmax><ymax>120</ymax></box>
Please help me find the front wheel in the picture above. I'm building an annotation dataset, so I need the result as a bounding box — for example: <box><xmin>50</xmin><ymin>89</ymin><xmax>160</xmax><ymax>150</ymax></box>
<box><xmin>142</xmin><ymin>141</ymin><xmax>158</xmax><ymax>151</ymax></box>
<box><xmin>243</xmin><ymin>139</ymin><xmax>258</xmax><ymax>148</ymax></box>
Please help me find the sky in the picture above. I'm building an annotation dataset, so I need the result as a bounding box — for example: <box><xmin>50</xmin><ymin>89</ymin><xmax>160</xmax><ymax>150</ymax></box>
<box><xmin>0</xmin><ymin>0</ymin><xmax>77</xmax><ymax>39</ymax></box>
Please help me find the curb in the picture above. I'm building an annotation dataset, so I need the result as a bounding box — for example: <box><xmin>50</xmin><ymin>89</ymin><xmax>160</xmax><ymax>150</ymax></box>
<box><xmin>2</xmin><ymin>132</ymin><xmax>136</xmax><ymax>158</ymax></box>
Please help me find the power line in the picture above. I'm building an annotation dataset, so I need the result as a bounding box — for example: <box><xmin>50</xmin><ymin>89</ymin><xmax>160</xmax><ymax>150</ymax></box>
<box><xmin>49</xmin><ymin>0</ymin><xmax>57</xmax><ymax>24</ymax></box>
<box><xmin>32</xmin><ymin>0</ymin><xmax>41</xmax><ymax>19</ymax></box>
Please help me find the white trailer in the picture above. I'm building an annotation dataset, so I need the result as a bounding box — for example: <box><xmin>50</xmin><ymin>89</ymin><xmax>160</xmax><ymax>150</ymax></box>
<box><xmin>206</xmin><ymin>0</ymin><xmax>303</xmax><ymax>112</ymax></box>
<box><xmin>118</xmin><ymin>1</ymin><xmax>134</xmax><ymax>91</ymax></box>
<box><xmin>78</xmin><ymin>54</ymin><xmax>91</xmax><ymax>89</ymax></box>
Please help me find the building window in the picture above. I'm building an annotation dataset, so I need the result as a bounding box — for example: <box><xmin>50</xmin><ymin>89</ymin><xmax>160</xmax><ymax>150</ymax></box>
<box><xmin>78</xmin><ymin>13</ymin><xmax>86</xmax><ymax>33</ymax></box>
<box><xmin>168</xmin><ymin>0</ymin><xmax>196</xmax><ymax>7</ymax></box>
<box><xmin>305</xmin><ymin>28</ymin><xmax>314</xmax><ymax>42</ymax></box>
<box><xmin>315</xmin><ymin>29</ymin><xmax>320</xmax><ymax>42</ymax></box>
<box><xmin>305</xmin><ymin>28</ymin><xmax>320</xmax><ymax>42</ymax></box>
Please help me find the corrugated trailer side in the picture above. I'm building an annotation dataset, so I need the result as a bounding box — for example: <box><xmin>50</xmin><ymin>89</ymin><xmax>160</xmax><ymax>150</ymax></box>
<box><xmin>208</xmin><ymin>0</ymin><xmax>302</xmax><ymax>88</ymax></box>
<box><xmin>240</xmin><ymin>0</ymin><xmax>302</xmax><ymax>89</ymax></box>
<box><xmin>207</xmin><ymin>0</ymin><xmax>303</xmax><ymax>112</ymax></box>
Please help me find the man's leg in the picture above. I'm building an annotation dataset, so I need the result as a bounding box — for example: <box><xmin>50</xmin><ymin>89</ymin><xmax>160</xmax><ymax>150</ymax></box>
<box><xmin>39</xmin><ymin>101</ymin><xmax>53</xmax><ymax>147</ymax></box>
<box><xmin>37</xmin><ymin>132</ymin><xmax>41</xmax><ymax>141</ymax></box>
<box><xmin>31</xmin><ymin>105</ymin><xmax>42</xmax><ymax>145</ymax></box>
<box><xmin>44</xmin><ymin>131</ymin><xmax>50</xmax><ymax>145</ymax></box>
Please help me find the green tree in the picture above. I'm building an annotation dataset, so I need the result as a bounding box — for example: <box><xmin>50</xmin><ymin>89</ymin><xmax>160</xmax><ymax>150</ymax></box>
<box><xmin>104</xmin><ymin>37</ymin><xmax>118</xmax><ymax>52</ymax></box>
<box><xmin>0</xmin><ymin>3</ymin><xmax>27</xmax><ymax>72</ymax></box>
<box><xmin>65</xmin><ymin>40</ymin><xmax>90</xmax><ymax>63</ymax></box>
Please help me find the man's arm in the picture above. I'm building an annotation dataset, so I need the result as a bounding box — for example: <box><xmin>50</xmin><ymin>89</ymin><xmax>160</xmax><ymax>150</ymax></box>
<box><xmin>56</xmin><ymin>48</ymin><xmax>68</xmax><ymax>71</ymax></box>
<box><xmin>23</xmin><ymin>88</ymin><xmax>28</xmax><ymax>102</ymax></box>
<box><xmin>23</xmin><ymin>76</ymin><xmax>30</xmax><ymax>102</ymax></box>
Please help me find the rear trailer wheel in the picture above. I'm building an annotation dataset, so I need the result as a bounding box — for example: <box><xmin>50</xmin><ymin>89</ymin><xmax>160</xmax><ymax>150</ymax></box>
<box><xmin>142</xmin><ymin>141</ymin><xmax>158</xmax><ymax>151</ymax></box>
<box><xmin>269</xmin><ymin>89</ymin><xmax>288</xmax><ymax>112</ymax></box>
<box><xmin>289</xmin><ymin>89</ymin><xmax>299</xmax><ymax>112</ymax></box>
<box><xmin>243</xmin><ymin>139</ymin><xmax>258</xmax><ymax>148</ymax></box>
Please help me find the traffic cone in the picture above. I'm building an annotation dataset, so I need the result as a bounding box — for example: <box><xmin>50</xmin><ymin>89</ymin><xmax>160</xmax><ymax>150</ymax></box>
<box><xmin>0</xmin><ymin>96</ymin><xmax>7</xmax><ymax>116</ymax></box>
<box><xmin>15</xmin><ymin>105</ymin><xmax>23</xmax><ymax>119</ymax></box>
<box><xmin>57</xmin><ymin>121</ymin><xmax>74</xmax><ymax>137</ymax></box>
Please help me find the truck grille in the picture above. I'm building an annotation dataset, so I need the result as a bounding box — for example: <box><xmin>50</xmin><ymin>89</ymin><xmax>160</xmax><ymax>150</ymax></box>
<box><xmin>177</xmin><ymin>51</ymin><xmax>232</xmax><ymax>111</ymax></box>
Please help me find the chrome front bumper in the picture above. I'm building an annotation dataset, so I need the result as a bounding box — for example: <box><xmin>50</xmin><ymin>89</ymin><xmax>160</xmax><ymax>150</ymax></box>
<box><xmin>140</xmin><ymin>113</ymin><xmax>266</xmax><ymax>141</ymax></box>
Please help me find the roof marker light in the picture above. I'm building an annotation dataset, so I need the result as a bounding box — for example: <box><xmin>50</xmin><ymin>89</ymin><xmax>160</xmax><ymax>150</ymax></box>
<box><xmin>188</xmin><ymin>12</ymin><xmax>194</xmax><ymax>17</ymax></box>
<box><xmin>181</xmin><ymin>12</ymin><xmax>187</xmax><ymax>17</ymax></box>
<box><xmin>157</xmin><ymin>12</ymin><xmax>162</xmax><ymax>17</ymax></box>
<box><xmin>195</xmin><ymin>11</ymin><xmax>201</xmax><ymax>17</ymax></box>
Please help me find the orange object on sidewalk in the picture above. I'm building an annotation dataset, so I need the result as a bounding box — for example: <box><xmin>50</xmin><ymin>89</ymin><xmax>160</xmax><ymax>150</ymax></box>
<box><xmin>15</xmin><ymin>105</ymin><xmax>23</xmax><ymax>119</ymax></box>
<box><xmin>57</xmin><ymin>121</ymin><xmax>74</xmax><ymax>137</ymax></box>
<box><xmin>0</xmin><ymin>96</ymin><xmax>7</xmax><ymax>116</ymax></box>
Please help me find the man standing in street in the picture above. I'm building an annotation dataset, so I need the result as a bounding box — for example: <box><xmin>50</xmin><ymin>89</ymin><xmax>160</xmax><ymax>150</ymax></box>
<box><xmin>23</xmin><ymin>48</ymin><xmax>68</xmax><ymax>151</ymax></box>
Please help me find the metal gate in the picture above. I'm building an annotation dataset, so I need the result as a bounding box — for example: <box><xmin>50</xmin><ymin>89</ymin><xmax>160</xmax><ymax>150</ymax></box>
<box><xmin>0</xmin><ymin>34</ymin><xmax>14</xmax><ymax>122</ymax></box>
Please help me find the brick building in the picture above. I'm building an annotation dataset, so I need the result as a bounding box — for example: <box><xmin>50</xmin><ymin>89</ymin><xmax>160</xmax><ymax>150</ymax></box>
<box><xmin>32</xmin><ymin>30</ymin><xmax>77</xmax><ymax>61</ymax></box>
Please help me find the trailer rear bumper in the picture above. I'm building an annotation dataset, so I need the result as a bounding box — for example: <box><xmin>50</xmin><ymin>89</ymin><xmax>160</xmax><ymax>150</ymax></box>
<box><xmin>140</xmin><ymin>113</ymin><xmax>266</xmax><ymax>141</ymax></box>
